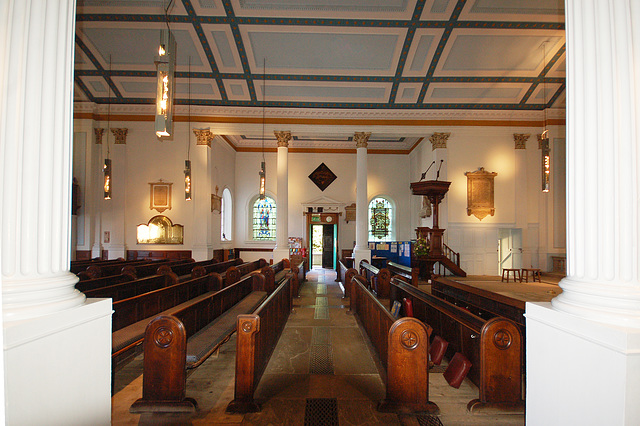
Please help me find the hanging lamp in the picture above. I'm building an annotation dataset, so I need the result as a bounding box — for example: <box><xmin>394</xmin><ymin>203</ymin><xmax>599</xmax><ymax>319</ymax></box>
<box><xmin>541</xmin><ymin>42</ymin><xmax>550</xmax><ymax>193</ymax></box>
<box><xmin>155</xmin><ymin>0</ymin><xmax>176</xmax><ymax>138</ymax></box>
<box><xmin>184</xmin><ymin>56</ymin><xmax>192</xmax><ymax>200</ymax></box>
<box><xmin>103</xmin><ymin>55</ymin><xmax>112</xmax><ymax>200</ymax></box>
<box><xmin>258</xmin><ymin>58</ymin><xmax>266</xmax><ymax>200</ymax></box>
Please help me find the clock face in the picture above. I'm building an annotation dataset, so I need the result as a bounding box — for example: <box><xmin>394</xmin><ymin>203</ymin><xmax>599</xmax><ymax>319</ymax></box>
<box><xmin>326</xmin><ymin>216</ymin><xmax>333</xmax><ymax>222</ymax></box>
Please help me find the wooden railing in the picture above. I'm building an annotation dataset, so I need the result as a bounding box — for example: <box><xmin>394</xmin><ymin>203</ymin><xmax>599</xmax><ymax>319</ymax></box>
<box><xmin>227</xmin><ymin>275</ymin><xmax>293</xmax><ymax>413</ymax></box>
<box><xmin>349</xmin><ymin>275</ymin><xmax>438</xmax><ymax>414</ymax></box>
<box><xmin>387</xmin><ymin>261</ymin><xmax>418</xmax><ymax>287</ymax></box>
<box><xmin>443</xmin><ymin>243</ymin><xmax>460</xmax><ymax>266</ymax></box>
<box><xmin>359</xmin><ymin>260</ymin><xmax>391</xmax><ymax>298</ymax></box>
<box><xmin>389</xmin><ymin>277</ymin><xmax>523</xmax><ymax>412</ymax></box>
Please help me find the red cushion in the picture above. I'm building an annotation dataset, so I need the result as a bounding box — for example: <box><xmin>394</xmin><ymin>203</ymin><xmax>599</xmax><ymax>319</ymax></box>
<box><xmin>443</xmin><ymin>352</ymin><xmax>472</xmax><ymax>389</ymax></box>
<box><xmin>402</xmin><ymin>297</ymin><xmax>413</xmax><ymax>317</ymax></box>
<box><xmin>429</xmin><ymin>335</ymin><xmax>448</xmax><ymax>366</ymax></box>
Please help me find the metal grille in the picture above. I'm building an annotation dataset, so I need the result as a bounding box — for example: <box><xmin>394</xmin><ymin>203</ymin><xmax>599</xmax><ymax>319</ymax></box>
<box><xmin>316</xmin><ymin>284</ymin><xmax>327</xmax><ymax>294</ymax></box>
<box><xmin>312</xmin><ymin>327</ymin><xmax>331</xmax><ymax>346</ymax></box>
<box><xmin>417</xmin><ymin>414</ymin><xmax>444</xmax><ymax>426</ymax></box>
<box><xmin>310</xmin><ymin>344</ymin><xmax>334</xmax><ymax>374</ymax></box>
<box><xmin>315</xmin><ymin>297</ymin><xmax>328</xmax><ymax>306</ymax></box>
<box><xmin>314</xmin><ymin>307</ymin><xmax>329</xmax><ymax>319</ymax></box>
<box><xmin>304</xmin><ymin>398</ymin><xmax>338</xmax><ymax>426</ymax></box>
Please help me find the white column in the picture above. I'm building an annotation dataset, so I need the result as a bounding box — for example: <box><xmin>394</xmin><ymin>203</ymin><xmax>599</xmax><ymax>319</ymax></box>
<box><xmin>527</xmin><ymin>1</ymin><xmax>640</xmax><ymax>424</ymax></box>
<box><xmin>0</xmin><ymin>0</ymin><xmax>112</xmax><ymax>423</ymax></box>
<box><xmin>430</xmin><ymin>133</ymin><xmax>449</xmax><ymax>234</ymax></box>
<box><xmin>514</xmin><ymin>133</ymin><xmax>529</xmax><ymax>268</ymax></box>
<box><xmin>353</xmin><ymin>132</ymin><xmax>371</xmax><ymax>266</ymax></box>
<box><xmin>272</xmin><ymin>131</ymin><xmax>291</xmax><ymax>262</ymax></box>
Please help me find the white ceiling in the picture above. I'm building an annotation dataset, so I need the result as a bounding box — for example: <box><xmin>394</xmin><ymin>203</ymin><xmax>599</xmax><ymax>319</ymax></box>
<box><xmin>74</xmin><ymin>0</ymin><xmax>566</xmax><ymax>151</ymax></box>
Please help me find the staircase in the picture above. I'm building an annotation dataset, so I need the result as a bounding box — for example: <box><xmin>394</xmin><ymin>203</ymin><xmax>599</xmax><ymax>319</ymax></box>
<box><xmin>433</xmin><ymin>244</ymin><xmax>466</xmax><ymax>277</ymax></box>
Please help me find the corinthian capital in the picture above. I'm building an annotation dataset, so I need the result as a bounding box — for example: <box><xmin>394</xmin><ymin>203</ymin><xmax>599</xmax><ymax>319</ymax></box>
<box><xmin>94</xmin><ymin>128</ymin><xmax>104</xmax><ymax>145</ymax></box>
<box><xmin>513</xmin><ymin>133</ymin><xmax>530</xmax><ymax>149</ymax></box>
<box><xmin>274</xmin><ymin>131</ymin><xmax>292</xmax><ymax>147</ymax></box>
<box><xmin>354</xmin><ymin>132</ymin><xmax>371</xmax><ymax>148</ymax></box>
<box><xmin>111</xmin><ymin>128</ymin><xmax>128</xmax><ymax>144</ymax></box>
<box><xmin>429</xmin><ymin>132</ymin><xmax>450</xmax><ymax>150</ymax></box>
<box><xmin>193</xmin><ymin>128</ymin><xmax>215</xmax><ymax>147</ymax></box>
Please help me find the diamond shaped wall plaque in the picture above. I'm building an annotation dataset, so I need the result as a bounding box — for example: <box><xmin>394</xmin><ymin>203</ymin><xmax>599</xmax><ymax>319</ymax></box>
<box><xmin>309</xmin><ymin>163</ymin><xmax>337</xmax><ymax>191</ymax></box>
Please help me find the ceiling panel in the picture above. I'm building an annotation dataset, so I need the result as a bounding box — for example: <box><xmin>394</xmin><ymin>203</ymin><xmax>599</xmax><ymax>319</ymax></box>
<box><xmin>424</xmin><ymin>82</ymin><xmax>530</xmax><ymax>104</ymax></box>
<box><xmin>459</xmin><ymin>0</ymin><xmax>565</xmax><ymax>22</ymax></box>
<box><xmin>259</xmin><ymin>81</ymin><xmax>392</xmax><ymax>103</ymax></box>
<box><xmin>230</xmin><ymin>0</ymin><xmax>416</xmax><ymax>20</ymax></box>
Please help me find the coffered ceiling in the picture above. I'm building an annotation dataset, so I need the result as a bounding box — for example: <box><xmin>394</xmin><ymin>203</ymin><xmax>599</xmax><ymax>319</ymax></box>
<box><xmin>74</xmin><ymin>0</ymin><xmax>565</xmax><ymax>151</ymax></box>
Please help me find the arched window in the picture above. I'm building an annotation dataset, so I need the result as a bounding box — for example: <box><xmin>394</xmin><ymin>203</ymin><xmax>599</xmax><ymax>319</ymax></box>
<box><xmin>221</xmin><ymin>188</ymin><xmax>232</xmax><ymax>241</ymax></box>
<box><xmin>368</xmin><ymin>196</ymin><xmax>394</xmax><ymax>241</ymax></box>
<box><xmin>252</xmin><ymin>196</ymin><xmax>276</xmax><ymax>240</ymax></box>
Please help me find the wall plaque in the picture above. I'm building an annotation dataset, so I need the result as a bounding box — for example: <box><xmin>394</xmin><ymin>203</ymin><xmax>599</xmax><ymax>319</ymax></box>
<box><xmin>465</xmin><ymin>167</ymin><xmax>497</xmax><ymax>221</ymax></box>
<box><xmin>149</xmin><ymin>181</ymin><xmax>172</xmax><ymax>213</ymax></box>
<box><xmin>308</xmin><ymin>163</ymin><xmax>337</xmax><ymax>191</ymax></box>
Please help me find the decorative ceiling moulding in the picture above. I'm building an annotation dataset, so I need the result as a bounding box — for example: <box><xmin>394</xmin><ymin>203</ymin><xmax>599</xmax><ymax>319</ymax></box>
<box><xmin>193</xmin><ymin>128</ymin><xmax>215</xmax><ymax>147</ymax></box>
<box><xmin>94</xmin><ymin>128</ymin><xmax>104</xmax><ymax>144</ymax></box>
<box><xmin>514</xmin><ymin>133</ymin><xmax>530</xmax><ymax>149</ymax></box>
<box><xmin>430</xmin><ymin>132</ymin><xmax>450</xmax><ymax>150</ymax></box>
<box><xmin>110</xmin><ymin>128</ymin><xmax>128</xmax><ymax>144</ymax></box>
<box><xmin>274</xmin><ymin>131</ymin><xmax>292</xmax><ymax>148</ymax></box>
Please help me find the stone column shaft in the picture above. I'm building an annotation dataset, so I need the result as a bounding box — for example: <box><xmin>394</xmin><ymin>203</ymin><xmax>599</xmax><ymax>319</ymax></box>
<box><xmin>1</xmin><ymin>0</ymin><xmax>85</xmax><ymax>321</ymax></box>
<box><xmin>353</xmin><ymin>132</ymin><xmax>371</xmax><ymax>265</ymax></box>
<box><xmin>273</xmin><ymin>131</ymin><xmax>290</xmax><ymax>262</ymax></box>
<box><xmin>551</xmin><ymin>0</ymin><xmax>640</xmax><ymax>328</ymax></box>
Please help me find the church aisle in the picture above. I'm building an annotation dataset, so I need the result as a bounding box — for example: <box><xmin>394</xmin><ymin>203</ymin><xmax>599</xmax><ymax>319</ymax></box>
<box><xmin>111</xmin><ymin>268</ymin><xmax>524</xmax><ymax>425</ymax></box>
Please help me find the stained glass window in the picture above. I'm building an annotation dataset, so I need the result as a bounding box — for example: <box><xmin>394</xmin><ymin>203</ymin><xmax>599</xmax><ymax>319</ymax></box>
<box><xmin>368</xmin><ymin>197</ymin><xmax>393</xmax><ymax>241</ymax></box>
<box><xmin>252</xmin><ymin>196</ymin><xmax>276</xmax><ymax>240</ymax></box>
<box><xmin>221</xmin><ymin>188</ymin><xmax>232</xmax><ymax>241</ymax></box>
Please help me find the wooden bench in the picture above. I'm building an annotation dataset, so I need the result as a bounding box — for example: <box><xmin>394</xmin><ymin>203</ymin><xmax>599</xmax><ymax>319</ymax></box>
<box><xmin>75</xmin><ymin>272</ymin><xmax>136</xmax><ymax>293</ymax></box>
<box><xmin>83</xmin><ymin>273</ymin><xmax>178</xmax><ymax>302</ymax></box>
<box><xmin>111</xmin><ymin>273</ymin><xmax>224</xmax><ymax>367</ymax></box>
<box><xmin>130</xmin><ymin>273</ymin><xmax>269</xmax><ymax>413</ymax></box>
<box><xmin>390</xmin><ymin>277</ymin><xmax>524</xmax><ymax>412</ymax></box>
<box><xmin>359</xmin><ymin>260</ymin><xmax>391</xmax><ymax>298</ymax></box>
<box><xmin>338</xmin><ymin>259</ymin><xmax>358</xmax><ymax>298</ymax></box>
<box><xmin>387</xmin><ymin>261</ymin><xmax>419</xmax><ymax>287</ymax></box>
<box><xmin>290</xmin><ymin>260</ymin><xmax>306</xmax><ymax>298</ymax></box>
<box><xmin>226</xmin><ymin>274</ymin><xmax>294</xmax><ymax>413</ymax></box>
<box><xmin>349</xmin><ymin>275</ymin><xmax>439</xmax><ymax>414</ymax></box>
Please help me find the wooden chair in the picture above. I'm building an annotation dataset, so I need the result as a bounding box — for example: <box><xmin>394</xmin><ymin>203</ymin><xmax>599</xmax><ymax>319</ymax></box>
<box><xmin>501</xmin><ymin>268</ymin><xmax>520</xmax><ymax>283</ymax></box>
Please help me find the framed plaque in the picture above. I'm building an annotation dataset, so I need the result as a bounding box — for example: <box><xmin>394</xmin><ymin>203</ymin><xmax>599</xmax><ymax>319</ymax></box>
<box><xmin>465</xmin><ymin>167</ymin><xmax>497</xmax><ymax>221</ymax></box>
<box><xmin>149</xmin><ymin>181</ymin><xmax>172</xmax><ymax>213</ymax></box>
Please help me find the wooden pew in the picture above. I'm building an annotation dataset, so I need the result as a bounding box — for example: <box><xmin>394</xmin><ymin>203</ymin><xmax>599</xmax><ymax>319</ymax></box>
<box><xmin>83</xmin><ymin>273</ymin><xmax>178</xmax><ymax>302</ymax></box>
<box><xmin>226</xmin><ymin>273</ymin><xmax>294</xmax><ymax>413</ymax></box>
<box><xmin>387</xmin><ymin>261</ymin><xmax>419</xmax><ymax>287</ymax></box>
<box><xmin>290</xmin><ymin>259</ymin><xmax>306</xmax><ymax>298</ymax></box>
<box><xmin>130</xmin><ymin>273</ymin><xmax>269</xmax><ymax>413</ymax></box>
<box><xmin>359</xmin><ymin>260</ymin><xmax>391</xmax><ymax>298</ymax></box>
<box><xmin>349</xmin><ymin>275</ymin><xmax>439</xmax><ymax>414</ymax></box>
<box><xmin>338</xmin><ymin>259</ymin><xmax>357</xmax><ymax>298</ymax></box>
<box><xmin>389</xmin><ymin>276</ymin><xmax>524</xmax><ymax>412</ymax></box>
<box><xmin>224</xmin><ymin>259</ymin><xmax>268</xmax><ymax>287</ymax></box>
<box><xmin>189</xmin><ymin>258</ymin><xmax>243</xmax><ymax>278</ymax></box>
<box><xmin>111</xmin><ymin>273</ymin><xmax>223</xmax><ymax>366</ymax></box>
<box><xmin>76</xmin><ymin>272</ymin><xmax>136</xmax><ymax>293</ymax></box>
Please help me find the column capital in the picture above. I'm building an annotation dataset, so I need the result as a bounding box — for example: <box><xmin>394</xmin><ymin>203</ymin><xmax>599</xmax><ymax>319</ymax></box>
<box><xmin>354</xmin><ymin>132</ymin><xmax>371</xmax><ymax>148</ymax></box>
<box><xmin>94</xmin><ymin>128</ymin><xmax>104</xmax><ymax>144</ymax></box>
<box><xmin>274</xmin><ymin>130</ymin><xmax>291</xmax><ymax>148</ymax></box>
<box><xmin>430</xmin><ymin>132</ymin><xmax>450</xmax><ymax>150</ymax></box>
<box><xmin>514</xmin><ymin>133</ymin><xmax>530</xmax><ymax>149</ymax></box>
<box><xmin>193</xmin><ymin>128</ymin><xmax>215</xmax><ymax>147</ymax></box>
<box><xmin>111</xmin><ymin>128</ymin><xmax>128</xmax><ymax>144</ymax></box>
<box><xmin>537</xmin><ymin>133</ymin><xmax>546</xmax><ymax>149</ymax></box>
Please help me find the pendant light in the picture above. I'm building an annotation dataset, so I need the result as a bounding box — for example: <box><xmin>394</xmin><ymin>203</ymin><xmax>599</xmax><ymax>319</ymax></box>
<box><xmin>184</xmin><ymin>56</ymin><xmax>192</xmax><ymax>201</ymax></box>
<box><xmin>541</xmin><ymin>42</ymin><xmax>550</xmax><ymax>193</ymax></box>
<box><xmin>103</xmin><ymin>55</ymin><xmax>112</xmax><ymax>200</ymax></box>
<box><xmin>258</xmin><ymin>58</ymin><xmax>266</xmax><ymax>200</ymax></box>
<box><xmin>155</xmin><ymin>0</ymin><xmax>176</xmax><ymax>138</ymax></box>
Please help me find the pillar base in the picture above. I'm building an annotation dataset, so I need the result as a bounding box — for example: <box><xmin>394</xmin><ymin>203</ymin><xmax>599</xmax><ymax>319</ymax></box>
<box><xmin>353</xmin><ymin>248</ymin><xmax>371</xmax><ymax>270</ymax></box>
<box><xmin>4</xmin><ymin>298</ymin><xmax>112</xmax><ymax>424</ymax></box>
<box><xmin>526</xmin><ymin>302</ymin><xmax>640</xmax><ymax>425</ymax></box>
<box><xmin>272</xmin><ymin>248</ymin><xmax>290</xmax><ymax>265</ymax></box>
<box><xmin>191</xmin><ymin>244</ymin><xmax>213</xmax><ymax>261</ymax></box>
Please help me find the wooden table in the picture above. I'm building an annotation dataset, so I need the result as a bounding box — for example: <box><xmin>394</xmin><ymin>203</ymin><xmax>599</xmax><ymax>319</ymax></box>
<box><xmin>501</xmin><ymin>268</ymin><xmax>521</xmax><ymax>283</ymax></box>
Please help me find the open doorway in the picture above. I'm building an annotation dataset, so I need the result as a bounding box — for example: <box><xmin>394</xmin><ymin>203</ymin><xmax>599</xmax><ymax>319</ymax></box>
<box><xmin>498</xmin><ymin>228</ymin><xmax>523</xmax><ymax>273</ymax></box>
<box><xmin>311</xmin><ymin>224</ymin><xmax>336</xmax><ymax>269</ymax></box>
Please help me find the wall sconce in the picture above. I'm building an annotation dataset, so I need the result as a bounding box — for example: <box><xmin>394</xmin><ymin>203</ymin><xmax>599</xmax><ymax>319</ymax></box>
<box><xmin>184</xmin><ymin>160</ymin><xmax>192</xmax><ymax>200</ymax></box>
<box><xmin>259</xmin><ymin>161</ymin><xmax>266</xmax><ymax>199</ymax></box>
<box><xmin>103</xmin><ymin>159</ymin><xmax>112</xmax><ymax>200</ymax></box>
<box><xmin>155</xmin><ymin>29</ymin><xmax>176</xmax><ymax>138</ymax></box>
<box><xmin>541</xmin><ymin>136</ymin><xmax>550</xmax><ymax>192</ymax></box>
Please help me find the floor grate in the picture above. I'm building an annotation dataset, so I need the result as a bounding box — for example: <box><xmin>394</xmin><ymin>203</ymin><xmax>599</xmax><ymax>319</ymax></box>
<box><xmin>312</xmin><ymin>327</ymin><xmax>331</xmax><ymax>346</ymax></box>
<box><xmin>314</xmin><ymin>307</ymin><xmax>329</xmax><ymax>319</ymax></box>
<box><xmin>310</xmin><ymin>345</ymin><xmax>334</xmax><ymax>374</ymax></box>
<box><xmin>304</xmin><ymin>398</ymin><xmax>338</xmax><ymax>426</ymax></box>
<box><xmin>315</xmin><ymin>296</ymin><xmax>328</xmax><ymax>306</ymax></box>
<box><xmin>316</xmin><ymin>284</ymin><xmax>327</xmax><ymax>294</ymax></box>
<box><xmin>417</xmin><ymin>414</ymin><xmax>444</xmax><ymax>426</ymax></box>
